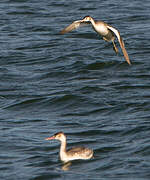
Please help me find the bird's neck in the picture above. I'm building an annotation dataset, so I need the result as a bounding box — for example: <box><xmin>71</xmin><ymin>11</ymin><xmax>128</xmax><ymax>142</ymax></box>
<box><xmin>59</xmin><ymin>139</ymin><xmax>67</xmax><ymax>159</ymax></box>
<box><xmin>89</xmin><ymin>17</ymin><xmax>96</xmax><ymax>27</ymax></box>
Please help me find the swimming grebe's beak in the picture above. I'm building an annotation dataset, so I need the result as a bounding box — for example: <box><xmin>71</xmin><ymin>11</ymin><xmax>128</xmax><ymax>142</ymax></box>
<box><xmin>45</xmin><ymin>136</ymin><xmax>55</xmax><ymax>140</ymax></box>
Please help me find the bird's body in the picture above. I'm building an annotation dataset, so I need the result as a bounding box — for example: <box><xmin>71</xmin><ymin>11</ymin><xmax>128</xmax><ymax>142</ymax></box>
<box><xmin>45</xmin><ymin>132</ymin><xmax>93</xmax><ymax>163</ymax></box>
<box><xmin>92</xmin><ymin>21</ymin><xmax>110</xmax><ymax>37</ymax></box>
<box><xmin>60</xmin><ymin>16</ymin><xmax>131</xmax><ymax>65</ymax></box>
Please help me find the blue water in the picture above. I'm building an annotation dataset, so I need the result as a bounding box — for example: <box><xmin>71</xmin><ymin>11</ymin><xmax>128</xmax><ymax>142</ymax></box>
<box><xmin>1</xmin><ymin>0</ymin><xmax>150</xmax><ymax>179</ymax></box>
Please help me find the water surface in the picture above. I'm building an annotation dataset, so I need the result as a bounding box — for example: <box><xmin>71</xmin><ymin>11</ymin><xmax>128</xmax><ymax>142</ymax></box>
<box><xmin>1</xmin><ymin>0</ymin><xmax>150</xmax><ymax>179</ymax></box>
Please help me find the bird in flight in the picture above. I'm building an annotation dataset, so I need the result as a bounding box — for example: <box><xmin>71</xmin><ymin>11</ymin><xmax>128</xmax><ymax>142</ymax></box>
<box><xmin>60</xmin><ymin>16</ymin><xmax>131</xmax><ymax>65</ymax></box>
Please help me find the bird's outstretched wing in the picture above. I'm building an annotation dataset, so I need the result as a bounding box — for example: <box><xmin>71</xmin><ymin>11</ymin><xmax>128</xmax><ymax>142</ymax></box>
<box><xmin>107</xmin><ymin>25</ymin><xmax>131</xmax><ymax>65</ymax></box>
<box><xmin>60</xmin><ymin>20</ymin><xmax>90</xmax><ymax>34</ymax></box>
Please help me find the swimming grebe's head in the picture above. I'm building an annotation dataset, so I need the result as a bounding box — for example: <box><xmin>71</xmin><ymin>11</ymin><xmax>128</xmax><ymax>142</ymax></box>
<box><xmin>45</xmin><ymin>132</ymin><xmax>66</xmax><ymax>142</ymax></box>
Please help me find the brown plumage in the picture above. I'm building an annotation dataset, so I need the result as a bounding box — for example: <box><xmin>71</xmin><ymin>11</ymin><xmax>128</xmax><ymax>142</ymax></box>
<box><xmin>60</xmin><ymin>16</ymin><xmax>131</xmax><ymax>65</ymax></box>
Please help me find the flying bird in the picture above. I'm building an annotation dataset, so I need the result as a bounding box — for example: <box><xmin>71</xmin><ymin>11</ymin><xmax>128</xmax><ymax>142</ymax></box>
<box><xmin>60</xmin><ymin>16</ymin><xmax>131</xmax><ymax>65</ymax></box>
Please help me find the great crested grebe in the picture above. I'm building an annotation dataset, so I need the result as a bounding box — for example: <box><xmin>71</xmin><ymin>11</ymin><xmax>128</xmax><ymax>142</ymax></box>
<box><xmin>45</xmin><ymin>132</ymin><xmax>93</xmax><ymax>163</ymax></box>
<box><xmin>60</xmin><ymin>16</ymin><xmax>131</xmax><ymax>65</ymax></box>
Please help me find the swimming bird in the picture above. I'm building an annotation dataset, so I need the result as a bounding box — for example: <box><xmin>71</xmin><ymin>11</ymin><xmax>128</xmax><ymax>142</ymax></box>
<box><xmin>45</xmin><ymin>132</ymin><xmax>93</xmax><ymax>163</ymax></box>
<box><xmin>60</xmin><ymin>16</ymin><xmax>131</xmax><ymax>65</ymax></box>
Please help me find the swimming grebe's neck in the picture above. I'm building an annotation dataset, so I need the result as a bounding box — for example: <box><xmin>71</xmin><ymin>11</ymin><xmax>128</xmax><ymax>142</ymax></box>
<box><xmin>59</xmin><ymin>137</ymin><xmax>67</xmax><ymax>160</ymax></box>
<box><xmin>60</xmin><ymin>138</ymin><xmax>66</xmax><ymax>152</ymax></box>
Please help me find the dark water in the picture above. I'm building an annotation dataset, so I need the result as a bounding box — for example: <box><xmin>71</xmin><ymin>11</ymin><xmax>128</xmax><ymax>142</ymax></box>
<box><xmin>1</xmin><ymin>0</ymin><xmax>150</xmax><ymax>179</ymax></box>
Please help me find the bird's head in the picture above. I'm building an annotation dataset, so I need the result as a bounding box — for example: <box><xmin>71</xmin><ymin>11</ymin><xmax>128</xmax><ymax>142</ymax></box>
<box><xmin>82</xmin><ymin>16</ymin><xmax>92</xmax><ymax>22</ymax></box>
<box><xmin>45</xmin><ymin>132</ymin><xmax>66</xmax><ymax>142</ymax></box>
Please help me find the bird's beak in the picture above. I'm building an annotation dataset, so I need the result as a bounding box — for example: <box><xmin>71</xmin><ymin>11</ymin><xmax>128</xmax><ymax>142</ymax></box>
<box><xmin>45</xmin><ymin>136</ymin><xmax>55</xmax><ymax>140</ymax></box>
<box><xmin>81</xmin><ymin>19</ymin><xmax>86</xmax><ymax>22</ymax></box>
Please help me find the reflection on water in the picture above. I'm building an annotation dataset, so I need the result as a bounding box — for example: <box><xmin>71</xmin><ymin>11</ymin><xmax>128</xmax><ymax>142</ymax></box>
<box><xmin>62</xmin><ymin>162</ymin><xmax>72</xmax><ymax>171</ymax></box>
